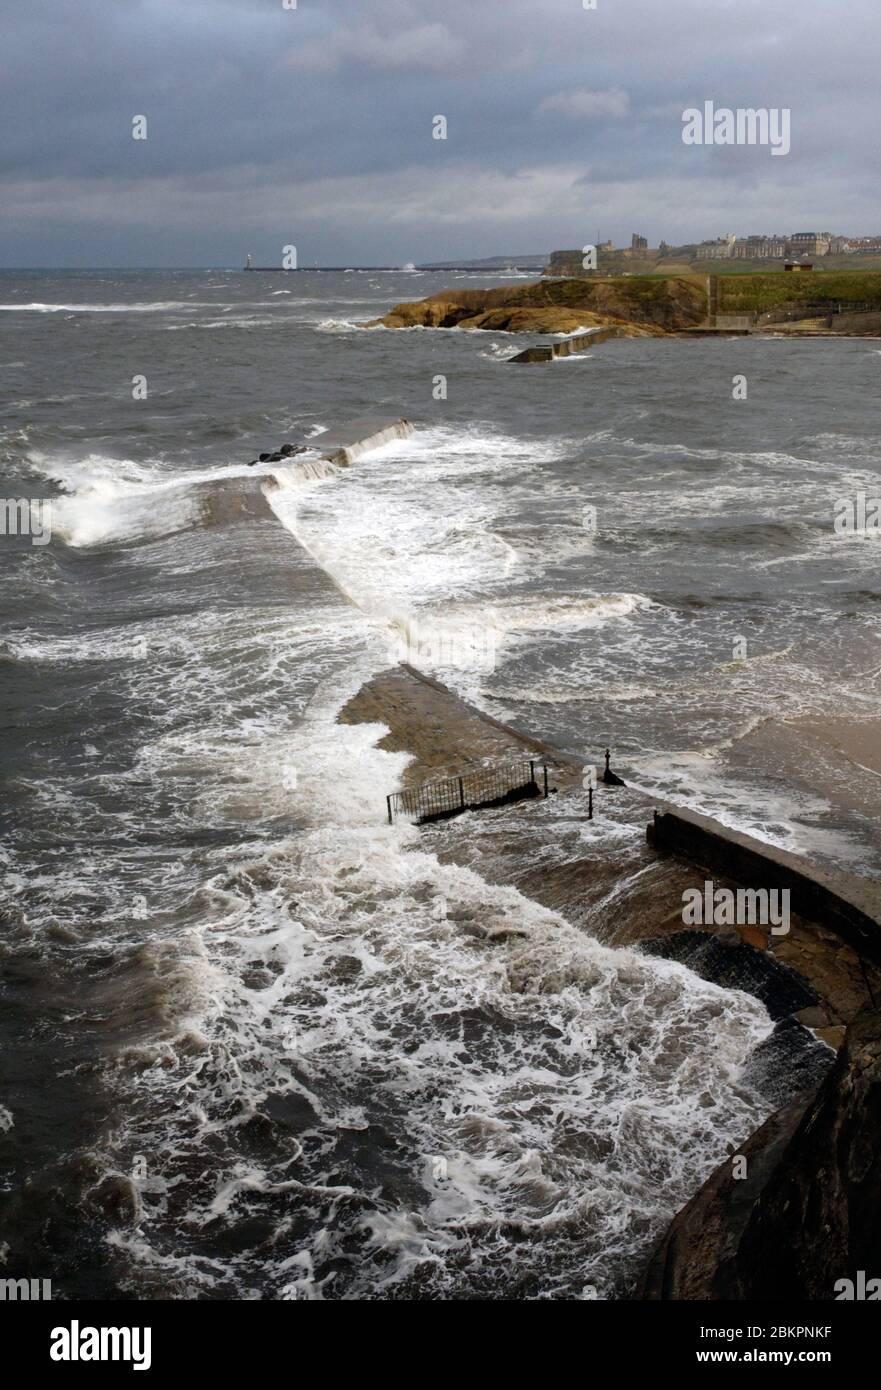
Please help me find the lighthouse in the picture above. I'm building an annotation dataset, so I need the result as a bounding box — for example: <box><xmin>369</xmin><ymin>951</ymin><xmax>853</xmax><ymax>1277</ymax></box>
<box><xmin>244</xmin><ymin>253</ymin><xmax>252</xmax><ymax>271</ymax></box>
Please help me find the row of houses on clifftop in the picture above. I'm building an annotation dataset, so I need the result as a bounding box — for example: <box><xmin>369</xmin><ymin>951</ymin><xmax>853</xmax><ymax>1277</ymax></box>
<box><xmin>695</xmin><ymin>232</ymin><xmax>852</xmax><ymax>260</ymax></box>
<box><xmin>546</xmin><ymin>231</ymin><xmax>881</xmax><ymax>277</ymax></box>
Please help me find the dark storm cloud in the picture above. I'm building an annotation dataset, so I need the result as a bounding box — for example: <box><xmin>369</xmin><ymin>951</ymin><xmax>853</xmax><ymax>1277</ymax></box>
<box><xmin>0</xmin><ymin>0</ymin><xmax>878</xmax><ymax>265</ymax></box>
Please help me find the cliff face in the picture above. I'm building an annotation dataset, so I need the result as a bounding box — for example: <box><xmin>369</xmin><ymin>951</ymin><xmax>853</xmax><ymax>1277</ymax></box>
<box><xmin>366</xmin><ymin>276</ymin><xmax>708</xmax><ymax>334</ymax></box>
<box><xmin>643</xmin><ymin>1002</ymin><xmax>881</xmax><ymax>1300</ymax></box>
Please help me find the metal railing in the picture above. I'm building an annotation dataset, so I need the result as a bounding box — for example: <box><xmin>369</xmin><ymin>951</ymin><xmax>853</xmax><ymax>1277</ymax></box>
<box><xmin>386</xmin><ymin>759</ymin><xmax>549</xmax><ymax>825</ymax></box>
<box><xmin>758</xmin><ymin>300</ymin><xmax>877</xmax><ymax>324</ymax></box>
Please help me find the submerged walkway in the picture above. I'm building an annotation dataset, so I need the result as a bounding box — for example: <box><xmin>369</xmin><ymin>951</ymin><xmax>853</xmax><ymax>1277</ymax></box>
<box><xmin>338</xmin><ymin>662</ymin><xmax>879</xmax><ymax>1033</ymax></box>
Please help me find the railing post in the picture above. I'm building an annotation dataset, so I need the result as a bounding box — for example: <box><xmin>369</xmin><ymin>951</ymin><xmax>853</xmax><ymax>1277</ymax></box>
<box><xmin>458</xmin><ymin>777</ymin><xmax>465</xmax><ymax>810</ymax></box>
<box><xmin>588</xmin><ymin>786</ymin><xmax>593</xmax><ymax>820</ymax></box>
<box><xmin>529</xmin><ymin>760</ymin><xmax>535</xmax><ymax>789</ymax></box>
<box><xmin>387</xmin><ymin>795</ymin><xmax>393</xmax><ymax>826</ymax></box>
<box><xmin>543</xmin><ymin>765</ymin><xmax>548</xmax><ymax>798</ymax></box>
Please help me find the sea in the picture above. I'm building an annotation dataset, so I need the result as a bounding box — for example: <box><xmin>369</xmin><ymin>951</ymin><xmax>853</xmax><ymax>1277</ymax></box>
<box><xmin>1</xmin><ymin>267</ymin><xmax>879</xmax><ymax>1299</ymax></box>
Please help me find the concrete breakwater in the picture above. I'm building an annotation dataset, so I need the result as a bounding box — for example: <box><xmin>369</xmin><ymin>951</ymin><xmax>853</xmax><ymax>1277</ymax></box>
<box><xmin>314</xmin><ymin>415</ymin><xmax>413</xmax><ymax>465</ymax></box>
<box><xmin>509</xmin><ymin>327</ymin><xmax>624</xmax><ymax>362</ymax></box>
<box><xmin>189</xmin><ymin>417</ymin><xmax>412</xmax><ymax>530</ymax></box>
<box><xmin>343</xmin><ymin>665</ymin><xmax>879</xmax><ymax>1022</ymax></box>
<box><xmin>339</xmin><ymin>664</ymin><xmax>881</xmax><ymax>1297</ymax></box>
<box><xmin>260</xmin><ymin>416</ymin><xmax>413</xmax><ymax>496</ymax></box>
<box><xmin>249</xmin><ymin>412</ymin><xmax>880</xmax><ymax>1298</ymax></box>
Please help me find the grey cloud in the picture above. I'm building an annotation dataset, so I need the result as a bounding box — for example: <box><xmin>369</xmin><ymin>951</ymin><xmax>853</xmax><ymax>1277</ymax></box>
<box><xmin>281</xmin><ymin>20</ymin><xmax>467</xmax><ymax>74</ymax></box>
<box><xmin>0</xmin><ymin>0</ymin><xmax>878</xmax><ymax>265</ymax></box>
<box><xmin>537</xmin><ymin>89</ymin><xmax>631</xmax><ymax>119</ymax></box>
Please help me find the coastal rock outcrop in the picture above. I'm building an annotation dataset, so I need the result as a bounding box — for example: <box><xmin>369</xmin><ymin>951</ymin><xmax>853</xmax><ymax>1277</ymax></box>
<box><xmin>642</xmin><ymin>1001</ymin><xmax>881</xmax><ymax>1300</ymax></box>
<box><xmin>365</xmin><ymin>276</ymin><xmax>707</xmax><ymax>335</ymax></box>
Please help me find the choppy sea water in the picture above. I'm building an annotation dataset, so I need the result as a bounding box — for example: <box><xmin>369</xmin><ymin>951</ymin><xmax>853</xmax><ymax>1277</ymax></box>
<box><xmin>1</xmin><ymin>269</ymin><xmax>878</xmax><ymax>1298</ymax></box>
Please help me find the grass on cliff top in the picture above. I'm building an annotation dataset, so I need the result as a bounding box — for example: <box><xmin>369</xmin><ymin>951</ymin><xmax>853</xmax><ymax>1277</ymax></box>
<box><xmin>456</xmin><ymin>275</ymin><xmax>704</xmax><ymax>308</ymax></box>
<box><xmin>527</xmin><ymin>275</ymin><xmax>700</xmax><ymax>298</ymax></box>
<box><xmin>539</xmin><ymin>269</ymin><xmax>881</xmax><ymax>312</ymax></box>
<box><xmin>717</xmin><ymin>270</ymin><xmax>881</xmax><ymax>311</ymax></box>
<box><xmin>413</xmin><ymin>268</ymin><xmax>881</xmax><ymax>327</ymax></box>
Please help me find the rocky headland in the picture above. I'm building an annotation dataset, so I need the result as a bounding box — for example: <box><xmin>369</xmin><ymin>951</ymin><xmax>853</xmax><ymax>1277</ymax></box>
<box><xmin>365</xmin><ymin>275</ymin><xmax>707</xmax><ymax>335</ymax></box>
<box><xmin>366</xmin><ymin>270</ymin><xmax>881</xmax><ymax>338</ymax></box>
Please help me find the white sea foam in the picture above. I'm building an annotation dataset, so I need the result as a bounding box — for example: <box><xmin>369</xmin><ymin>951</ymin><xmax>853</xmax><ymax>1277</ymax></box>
<box><xmin>0</xmin><ymin>301</ymin><xmax>199</xmax><ymax>313</ymax></box>
<box><xmin>314</xmin><ymin>317</ymin><xmax>362</xmax><ymax>333</ymax></box>
<box><xmin>7</xmin><ymin>274</ymin><xmax>873</xmax><ymax>1304</ymax></box>
<box><xmin>453</xmin><ymin>593</ymin><xmax>653</xmax><ymax>634</ymax></box>
<box><xmin>479</xmin><ymin>341</ymin><xmax>520</xmax><ymax>361</ymax></box>
<box><xmin>630</xmin><ymin>749</ymin><xmax>866</xmax><ymax>865</ymax></box>
<box><xmin>98</xmin><ymin>669</ymin><xmax>774</xmax><ymax>1299</ymax></box>
<box><xmin>27</xmin><ymin>449</ymin><xmax>316</xmax><ymax>548</ymax></box>
<box><xmin>262</xmin><ymin>426</ymin><xmax>574</xmax><ymax>667</ymax></box>
<box><xmin>484</xmin><ymin>681</ymin><xmax>660</xmax><ymax>706</ymax></box>
<box><xmin>259</xmin><ymin>424</ymin><xmax>657</xmax><ymax>700</ymax></box>
<box><xmin>2</xmin><ymin>411</ymin><xmax>777</xmax><ymax>1293</ymax></box>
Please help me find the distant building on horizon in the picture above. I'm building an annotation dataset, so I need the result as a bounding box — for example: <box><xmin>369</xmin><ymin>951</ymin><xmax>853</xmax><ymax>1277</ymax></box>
<box><xmin>843</xmin><ymin>236</ymin><xmax>881</xmax><ymax>253</ymax></box>
<box><xmin>695</xmin><ymin>231</ymin><xmax>848</xmax><ymax>261</ymax></box>
<box><xmin>789</xmin><ymin>232</ymin><xmax>832</xmax><ymax>257</ymax></box>
<box><xmin>546</xmin><ymin>228</ymin><xmax>881</xmax><ymax>279</ymax></box>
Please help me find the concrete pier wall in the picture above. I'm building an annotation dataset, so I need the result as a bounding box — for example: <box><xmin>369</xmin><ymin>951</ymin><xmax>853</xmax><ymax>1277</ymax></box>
<box><xmin>510</xmin><ymin>327</ymin><xmax>622</xmax><ymax>363</ymax></box>
<box><xmin>315</xmin><ymin>416</ymin><xmax>413</xmax><ymax>465</ymax></box>
<box><xmin>648</xmin><ymin>805</ymin><xmax>881</xmax><ymax>966</ymax></box>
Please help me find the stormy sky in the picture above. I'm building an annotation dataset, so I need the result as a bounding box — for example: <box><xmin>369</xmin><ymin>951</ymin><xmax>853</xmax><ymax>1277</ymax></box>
<box><xmin>1</xmin><ymin>0</ymin><xmax>877</xmax><ymax>267</ymax></box>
